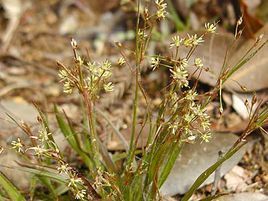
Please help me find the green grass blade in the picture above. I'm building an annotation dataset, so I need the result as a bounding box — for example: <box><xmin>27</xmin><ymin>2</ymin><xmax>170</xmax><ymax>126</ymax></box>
<box><xmin>54</xmin><ymin>105</ymin><xmax>79</xmax><ymax>150</ymax></box>
<box><xmin>54</xmin><ymin>184</ymin><xmax>69</xmax><ymax>196</ymax></box>
<box><xmin>54</xmin><ymin>105</ymin><xmax>94</xmax><ymax>169</ymax></box>
<box><xmin>0</xmin><ymin>171</ymin><xmax>26</xmax><ymax>201</ymax></box>
<box><xmin>166</xmin><ymin>0</ymin><xmax>186</xmax><ymax>31</ymax></box>
<box><xmin>181</xmin><ymin>143</ymin><xmax>245</xmax><ymax>201</ymax></box>
<box><xmin>38</xmin><ymin>177</ymin><xmax>57</xmax><ymax>199</ymax></box>
<box><xmin>159</xmin><ymin>141</ymin><xmax>183</xmax><ymax>187</ymax></box>
<box><xmin>16</xmin><ymin>165</ymin><xmax>68</xmax><ymax>183</ymax></box>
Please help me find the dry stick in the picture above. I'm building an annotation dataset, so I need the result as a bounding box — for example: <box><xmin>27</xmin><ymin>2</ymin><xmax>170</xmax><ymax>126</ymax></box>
<box><xmin>1</xmin><ymin>14</ymin><xmax>21</xmax><ymax>52</ymax></box>
<box><xmin>212</xmin><ymin>150</ymin><xmax>223</xmax><ymax>195</ymax></box>
<box><xmin>0</xmin><ymin>82</ymin><xmax>32</xmax><ymax>97</ymax></box>
<box><xmin>95</xmin><ymin>107</ymin><xmax>129</xmax><ymax>151</ymax></box>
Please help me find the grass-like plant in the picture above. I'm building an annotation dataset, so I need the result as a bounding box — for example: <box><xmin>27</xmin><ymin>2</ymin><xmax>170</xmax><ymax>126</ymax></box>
<box><xmin>1</xmin><ymin>0</ymin><xmax>267</xmax><ymax>200</ymax></box>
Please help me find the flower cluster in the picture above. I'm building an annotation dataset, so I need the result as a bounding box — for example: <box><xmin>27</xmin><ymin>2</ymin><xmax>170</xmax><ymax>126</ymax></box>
<box><xmin>58</xmin><ymin>39</ymin><xmax>114</xmax><ymax>100</ymax></box>
<box><xmin>169</xmin><ymin>21</ymin><xmax>217</xmax><ymax>50</ymax></box>
<box><xmin>93</xmin><ymin>168</ymin><xmax>118</xmax><ymax>198</ymax></box>
<box><xmin>153</xmin><ymin>23</ymin><xmax>217</xmax><ymax>144</ymax></box>
<box><xmin>67</xmin><ymin>174</ymin><xmax>87</xmax><ymax>200</ymax></box>
<box><xmin>185</xmin><ymin>101</ymin><xmax>212</xmax><ymax>142</ymax></box>
<box><xmin>169</xmin><ymin>34</ymin><xmax>204</xmax><ymax>49</ymax></box>
<box><xmin>58</xmin><ymin>69</ymin><xmax>74</xmax><ymax>94</ymax></box>
<box><xmin>170</xmin><ymin>66</ymin><xmax>189</xmax><ymax>88</ymax></box>
<box><xmin>168</xmin><ymin>58</ymin><xmax>189</xmax><ymax>87</ymax></box>
<box><xmin>184</xmin><ymin>34</ymin><xmax>204</xmax><ymax>47</ymax></box>
<box><xmin>11</xmin><ymin>123</ymin><xmax>89</xmax><ymax>200</ymax></box>
<box><xmin>86</xmin><ymin>60</ymin><xmax>114</xmax><ymax>98</ymax></box>
<box><xmin>155</xmin><ymin>0</ymin><xmax>167</xmax><ymax>19</ymax></box>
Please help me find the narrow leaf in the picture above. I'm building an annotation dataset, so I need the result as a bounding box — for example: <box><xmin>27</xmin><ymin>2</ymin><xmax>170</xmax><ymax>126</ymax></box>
<box><xmin>0</xmin><ymin>171</ymin><xmax>26</xmax><ymax>201</ymax></box>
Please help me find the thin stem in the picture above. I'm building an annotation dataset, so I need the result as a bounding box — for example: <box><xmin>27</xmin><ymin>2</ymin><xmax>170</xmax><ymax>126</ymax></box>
<box><xmin>127</xmin><ymin>0</ymin><xmax>141</xmax><ymax>167</ymax></box>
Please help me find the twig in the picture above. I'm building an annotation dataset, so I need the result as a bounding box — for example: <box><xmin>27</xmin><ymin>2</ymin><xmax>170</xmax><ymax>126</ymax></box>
<box><xmin>0</xmin><ymin>82</ymin><xmax>32</xmax><ymax>97</ymax></box>
<box><xmin>212</xmin><ymin>150</ymin><xmax>223</xmax><ymax>195</ymax></box>
<box><xmin>95</xmin><ymin>107</ymin><xmax>129</xmax><ymax>151</ymax></box>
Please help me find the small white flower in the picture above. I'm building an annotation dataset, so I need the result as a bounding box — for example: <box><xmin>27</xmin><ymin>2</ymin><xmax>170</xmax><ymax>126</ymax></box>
<box><xmin>168</xmin><ymin>124</ymin><xmax>178</xmax><ymax>135</ymax></box>
<box><xmin>185</xmin><ymin>90</ymin><xmax>198</xmax><ymax>101</ymax></box>
<box><xmin>151</xmin><ymin>56</ymin><xmax>160</xmax><ymax>70</ymax></box>
<box><xmin>75</xmin><ymin>189</ymin><xmax>87</xmax><ymax>200</ymax></box>
<box><xmin>155</xmin><ymin>0</ymin><xmax>167</xmax><ymax>19</ymax></box>
<box><xmin>57</xmin><ymin>163</ymin><xmax>72</xmax><ymax>174</ymax></box>
<box><xmin>200</xmin><ymin>132</ymin><xmax>212</xmax><ymax>142</ymax></box>
<box><xmin>11</xmin><ymin>138</ymin><xmax>23</xmax><ymax>153</ymax></box>
<box><xmin>63</xmin><ymin>81</ymin><xmax>73</xmax><ymax>94</ymax></box>
<box><xmin>170</xmin><ymin>35</ymin><xmax>183</xmax><ymax>48</ymax></box>
<box><xmin>138</xmin><ymin>29</ymin><xmax>147</xmax><ymax>39</ymax></box>
<box><xmin>194</xmin><ymin>58</ymin><xmax>203</xmax><ymax>68</ymax></box>
<box><xmin>184</xmin><ymin>34</ymin><xmax>204</xmax><ymax>47</ymax></box>
<box><xmin>205</xmin><ymin>22</ymin><xmax>217</xmax><ymax>33</ymax></box>
<box><xmin>179</xmin><ymin>58</ymin><xmax>188</xmax><ymax>68</ymax></box>
<box><xmin>28</xmin><ymin>146</ymin><xmax>48</xmax><ymax>157</ymax></box>
<box><xmin>76</xmin><ymin>56</ymin><xmax>83</xmax><ymax>66</ymax></box>
<box><xmin>103</xmin><ymin>82</ymin><xmax>114</xmax><ymax>92</ymax></box>
<box><xmin>38</xmin><ymin>129</ymin><xmax>51</xmax><ymax>142</ymax></box>
<box><xmin>188</xmin><ymin>135</ymin><xmax>197</xmax><ymax>141</ymax></box>
<box><xmin>68</xmin><ymin>176</ymin><xmax>84</xmax><ymax>188</ymax></box>
<box><xmin>184</xmin><ymin>113</ymin><xmax>195</xmax><ymax>123</ymax></box>
<box><xmin>201</xmin><ymin>119</ymin><xmax>211</xmax><ymax>130</ymax></box>
<box><xmin>71</xmin><ymin>38</ymin><xmax>77</xmax><ymax>48</ymax></box>
<box><xmin>118</xmin><ymin>57</ymin><xmax>126</xmax><ymax>66</ymax></box>
<box><xmin>170</xmin><ymin>67</ymin><xmax>188</xmax><ymax>87</ymax></box>
<box><xmin>58</xmin><ymin>70</ymin><xmax>68</xmax><ymax>80</ymax></box>
<box><xmin>102</xmin><ymin>60</ymin><xmax>112</xmax><ymax>71</ymax></box>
